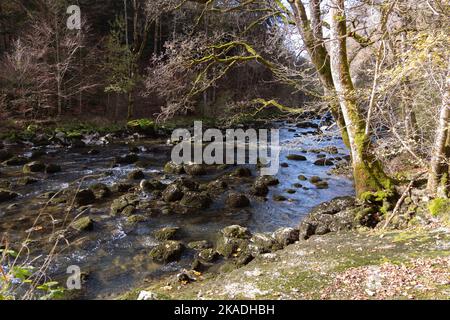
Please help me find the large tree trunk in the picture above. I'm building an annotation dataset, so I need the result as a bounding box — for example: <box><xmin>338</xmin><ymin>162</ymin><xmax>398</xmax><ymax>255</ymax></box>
<box><xmin>427</xmin><ymin>60</ymin><xmax>450</xmax><ymax>197</ymax></box>
<box><xmin>289</xmin><ymin>0</ymin><xmax>350</xmax><ymax>148</ymax></box>
<box><xmin>329</xmin><ymin>0</ymin><xmax>392</xmax><ymax>197</ymax></box>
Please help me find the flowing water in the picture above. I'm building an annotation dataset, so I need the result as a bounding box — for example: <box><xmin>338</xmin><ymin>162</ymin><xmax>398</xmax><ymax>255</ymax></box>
<box><xmin>0</xmin><ymin>121</ymin><xmax>354</xmax><ymax>299</ymax></box>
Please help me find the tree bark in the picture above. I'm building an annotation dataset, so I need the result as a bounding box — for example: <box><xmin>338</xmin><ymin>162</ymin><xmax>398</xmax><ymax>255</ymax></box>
<box><xmin>328</xmin><ymin>0</ymin><xmax>393</xmax><ymax>197</ymax></box>
<box><xmin>427</xmin><ymin>59</ymin><xmax>450</xmax><ymax>197</ymax></box>
<box><xmin>288</xmin><ymin>0</ymin><xmax>350</xmax><ymax>148</ymax></box>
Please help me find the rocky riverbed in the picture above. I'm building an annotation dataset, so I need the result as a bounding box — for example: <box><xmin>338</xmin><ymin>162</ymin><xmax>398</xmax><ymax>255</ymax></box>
<box><xmin>0</xmin><ymin>120</ymin><xmax>355</xmax><ymax>299</ymax></box>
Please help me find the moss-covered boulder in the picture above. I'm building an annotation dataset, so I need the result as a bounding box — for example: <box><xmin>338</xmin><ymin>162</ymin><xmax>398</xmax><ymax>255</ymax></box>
<box><xmin>140</xmin><ymin>179</ymin><xmax>166</xmax><ymax>192</ymax></box>
<box><xmin>198</xmin><ymin>248</ymin><xmax>217</xmax><ymax>263</ymax></box>
<box><xmin>187</xmin><ymin>240</ymin><xmax>212</xmax><ymax>250</ymax></box>
<box><xmin>163</xmin><ymin>161</ymin><xmax>185</xmax><ymax>174</ymax></box>
<box><xmin>162</xmin><ymin>184</ymin><xmax>184</xmax><ymax>202</ymax></box>
<box><xmin>75</xmin><ymin>189</ymin><xmax>96</xmax><ymax>207</ymax></box>
<box><xmin>180</xmin><ymin>191</ymin><xmax>212</xmax><ymax>209</ymax></box>
<box><xmin>127</xmin><ymin>119</ymin><xmax>156</xmax><ymax>135</ymax></box>
<box><xmin>70</xmin><ymin>216</ymin><xmax>94</xmax><ymax>232</ymax></box>
<box><xmin>298</xmin><ymin>196</ymin><xmax>358</xmax><ymax>240</ymax></box>
<box><xmin>231</xmin><ymin>167</ymin><xmax>252</xmax><ymax>177</ymax></box>
<box><xmin>154</xmin><ymin>227</ymin><xmax>179</xmax><ymax>241</ymax></box>
<box><xmin>89</xmin><ymin>183</ymin><xmax>111</xmax><ymax>199</ymax></box>
<box><xmin>273</xmin><ymin>227</ymin><xmax>299</xmax><ymax>248</ymax></box>
<box><xmin>226</xmin><ymin>193</ymin><xmax>250</xmax><ymax>208</ymax></box>
<box><xmin>128</xmin><ymin>170</ymin><xmax>144</xmax><ymax>180</ymax></box>
<box><xmin>216</xmin><ymin>225</ymin><xmax>252</xmax><ymax>259</ymax></box>
<box><xmin>110</xmin><ymin>193</ymin><xmax>140</xmax><ymax>216</ymax></box>
<box><xmin>23</xmin><ymin>161</ymin><xmax>46</xmax><ymax>173</ymax></box>
<box><xmin>183</xmin><ymin>163</ymin><xmax>207</xmax><ymax>176</ymax></box>
<box><xmin>249</xmin><ymin>233</ymin><xmax>279</xmax><ymax>255</ymax></box>
<box><xmin>314</xmin><ymin>158</ymin><xmax>334</xmax><ymax>166</ymax></box>
<box><xmin>149</xmin><ymin>241</ymin><xmax>184</xmax><ymax>263</ymax></box>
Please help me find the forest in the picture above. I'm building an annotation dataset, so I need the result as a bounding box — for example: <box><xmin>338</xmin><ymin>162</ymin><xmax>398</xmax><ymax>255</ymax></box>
<box><xmin>0</xmin><ymin>0</ymin><xmax>449</xmax><ymax>301</ymax></box>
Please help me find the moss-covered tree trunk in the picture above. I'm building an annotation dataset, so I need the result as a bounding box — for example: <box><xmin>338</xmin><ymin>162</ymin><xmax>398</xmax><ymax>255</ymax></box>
<box><xmin>427</xmin><ymin>60</ymin><xmax>450</xmax><ymax>197</ymax></box>
<box><xmin>289</xmin><ymin>0</ymin><xmax>350</xmax><ymax>148</ymax></box>
<box><xmin>329</xmin><ymin>0</ymin><xmax>393</xmax><ymax>197</ymax></box>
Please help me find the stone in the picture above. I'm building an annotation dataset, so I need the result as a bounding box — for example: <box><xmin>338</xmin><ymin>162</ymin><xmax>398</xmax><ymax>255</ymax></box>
<box><xmin>70</xmin><ymin>216</ymin><xmax>94</xmax><ymax>232</ymax></box>
<box><xmin>226</xmin><ymin>193</ymin><xmax>250</xmax><ymax>208</ymax></box>
<box><xmin>126</xmin><ymin>214</ymin><xmax>147</xmax><ymax>225</ymax></box>
<box><xmin>286</xmin><ymin>154</ymin><xmax>307</xmax><ymax>161</ymax></box>
<box><xmin>75</xmin><ymin>189</ymin><xmax>96</xmax><ymax>207</ymax></box>
<box><xmin>256</xmin><ymin>175</ymin><xmax>280</xmax><ymax>187</ymax></box>
<box><xmin>187</xmin><ymin>240</ymin><xmax>212</xmax><ymax>250</ymax></box>
<box><xmin>163</xmin><ymin>161</ymin><xmax>185</xmax><ymax>174</ymax></box>
<box><xmin>232</xmin><ymin>167</ymin><xmax>252</xmax><ymax>177</ymax></box>
<box><xmin>249</xmin><ymin>233</ymin><xmax>278</xmax><ymax>255</ymax></box>
<box><xmin>23</xmin><ymin>161</ymin><xmax>46</xmax><ymax>173</ymax></box>
<box><xmin>222</xmin><ymin>225</ymin><xmax>251</xmax><ymax>239</ymax></box>
<box><xmin>149</xmin><ymin>241</ymin><xmax>184</xmax><ymax>263</ymax></box>
<box><xmin>198</xmin><ymin>248</ymin><xmax>217</xmax><ymax>263</ymax></box>
<box><xmin>251</xmin><ymin>180</ymin><xmax>269</xmax><ymax>197</ymax></box>
<box><xmin>137</xmin><ymin>291</ymin><xmax>158</xmax><ymax>301</ymax></box>
<box><xmin>184</xmin><ymin>163</ymin><xmax>206</xmax><ymax>176</ymax></box>
<box><xmin>45</xmin><ymin>164</ymin><xmax>62</xmax><ymax>174</ymax></box>
<box><xmin>162</xmin><ymin>184</ymin><xmax>184</xmax><ymax>202</ymax></box>
<box><xmin>180</xmin><ymin>191</ymin><xmax>212</xmax><ymax>209</ymax></box>
<box><xmin>89</xmin><ymin>183</ymin><xmax>111</xmax><ymax>199</ymax></box>
<box><xmin>273</xmin><ymin>227</ymin><xmax>299</xmax><ymax>247</ymax></box>
<box><xmin>140</xmin><ymin>179</ymin><xmax>166</xmax><ymax>192</ymax></box>
<box><xmin>115</xmin><ymin>153</ymin><xmax>139</xmax><ymax>165</ymax></box>
<box><xmin>314</xmin><ymin>158</ymin><xmax>334</xmax><ymax>166</ymax></box>
<box><xmin>154</xmin><ymin>227</ymin><xmax>179</xmax><ymax>241</ymax></box>
<box><xmin>298</xmin><ymin>175</ymin><xmax>307</xmax><ymax>181</ymax></box>
<box><xmin>17</xmin><ymin>177</ymin><xmax>39</xmax><ymax>186</ymax></box>
<box><xmin>128</xmin><ymin>170</ymin><xmax>145</xmax><ymax>180</ymax></box>
<box><xmin>110</xmin><ymin>193</ymin><xmax>140</xmax><ymax>215</ymax></box>
<box><xmin>273</xmin><ymin>195</ymin><xmax>287</xmax><ymax>202</ymax></box>
<box><xmin>296</xmin><ymin>121</ymin><xmax>319</xmax><ymax>129</ymax></box>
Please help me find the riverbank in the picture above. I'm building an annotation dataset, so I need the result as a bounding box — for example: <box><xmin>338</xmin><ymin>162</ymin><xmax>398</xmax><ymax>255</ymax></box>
<box><xmin>124</xmin><ymin>223</ymin><xmax>450</xmax><ymax>300</ymax></box>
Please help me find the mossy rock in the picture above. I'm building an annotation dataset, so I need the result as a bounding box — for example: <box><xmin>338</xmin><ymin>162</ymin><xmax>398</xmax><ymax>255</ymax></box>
<box><xmin>126</xmin><ymin>214</ymin><xmax>147</xmax><ymax>225</ymax></box>
<box><xmin>17</xmin><ymin>177</ymin><xmax>39</xmax><ymax>186</ymax></box>
<box><xmin>111</xmin><ymin>193</ymin><xmax>140</xmax><ymax>216</ymax></box>
<box><xmin>198</xmin><ymin>248</ymin><xmax>218</xmax><ymax>263</ymax></box>
<box><xmin>231</xmin><ymin>167</ymin><xmax>252</xmax><ymax>177</ymax></box>
<box><xmin>127</xmin><ymin>119</ymin><xmax>156</xmax><ymax>135</ymax></box>
<box><xmin>273</xmin><ymin>195</ymin><xmax>287</xmax><ymax>202</ymax></box>
<box><xmin>187</xmin><ymin>240</ymin><xmax>212</xmax><ymax>250</ymax></box>
<box><xmin>184</xmin><ymin>163</ymin><xmax>207</xmax><ymax>176</ymax></box>
<box><xmin>23</xmin><ymin>161</ymin><xmax>46</xmax><ymax>173</ymax></box>
<box><xmin>162</xmin><ymin>184</ymin><xmax>184</xmax><ymax>202</ymax></box>
<box><xmin>428</xmin><ymin>198</ymin><xmax>450</xmax><ymax>217</ymax></box>
<box><xmin>163</xmin><ymin>161</ymin><xmax>185</xmax><ymax>174</ymax></box>
<box><xmin>226</xmin><ymin>193</ymin><xmax>250</xmax><ymax>208</ymax></box>
<box><xmin>180</xmin><ymin>191</ymin><xmax>212</xmax><ymax>209</ymax></box>
<box><xmin>128</xmin><ymin>170</ymin><xmax>145</xmax><ymax>180</ymax></box>
<box><xmin>89</xmin><ymin>183</ymin><xmax>111</xmax><ymax>199</ymax></box>
<box><xmin>71</xmin><ymin>216</ymin><xmax>94</xmax><ymax>232</ymax></box>
<box><xmin>75</xmin><ymin>189</ymin><xmax>96</xmax><ymax>207</ymax></box>
<box><xmin>149</xmin><ymin>241</ymin><xmax>184</xmax><ymax>263</ymax></box>
<box><xmin>154</xmin><ymin>227</ymin><xmax>179</xmax><ymax>241</ymax></box>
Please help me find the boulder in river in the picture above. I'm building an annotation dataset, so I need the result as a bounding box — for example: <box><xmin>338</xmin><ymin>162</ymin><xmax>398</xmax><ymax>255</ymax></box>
<box><xmin>162</xmin><ymin>184</ymin><xmax>184</xmax><ymax>202</ymax></box>
<box><xmin>251</xmin><ymin>180</ymin><xmax>269</xmax><ymax>197</ymax></box>
<box><xmin>114</xmin><ymin>153</ymin><xmax>139</xmax><ymax>165</ymax></box>
<box><xmin>89</xmin><ymin>183</ymin><xmax>111</xmax><ymax>199</ymax></box>
<box><xmin>154</xmin><ymin>227</ymin><xmax>179</xmax><ymax>241</ymax></box>
<box><xmin>110</xmin><ymin>193</ymin><xmax>140</xmax><ymax>216</ymax></box>
<box><xmin>140</xmin><ymin>179</ymin><xmax>166</xmax><ymax>192</ymax></box>
<box><xmin>188</xmin><ymin>240</ymin><xmax>212</xmax><ymax>250</ymax></box>
<box><xmin>231</xmin><ymin>167</ymin><xmax>252</xmax><ymax>177</ymax></box>
<box><xmin>216</xmin><ymin>225</ymin><xmax>252</xmax><ymax>259</ymax></box>
<box><xmin>23</xmin><ymin>161</ymin><xmax>45</xmax><ymax>173</ymax></box>
<box><xmin>163</xmin><ymin>161</ymin><xmax>185</xmax><ymax>174</ymax></box>
<box><xmin>249</xmin><ymin>233</ymin><xmax>279</xmax><ymax>255</ymax></box>
<box><xmin>128</xmin><ymin>170</ymin><xmax>144</xmax><ymax>180</ymax></box>
<box><xmin>183</xmin><ymin>163</ymin><xmax>207</xmax><ymax>176</ymax></box>
<box><xmin>17</xmin><ymin>177</ymin><xmax>39</xmax><ymax>186</ymax></box>
<box><xmin>286</xmin><ymin>154</ymin><xmax>307</xmax><ymax>161</ymax></box>
<box><xmin>70</xmin><ymin>216</ymin><xmax>94</xmax><ymax>232</ymax></box>
<box><xmin>256</xmin><ymin>175</ymin><xmax>279</xmax><ymax>187</ymax></box>
<box><xmin>314</xmin><ymin>158</ymin><xmax>334</xmax><ymax>166</ymax></box>
<box><xmin>45</xmin><ymin>164</ymin><xmax>62</xmax><ymax>174</ymax></box>
<box><xmin>149</xmin><ymin>241</ymin><xmax>184</xmax><ymax>263</ymax></box>
<box><xmin>180</xmin><ymin>191</ymin><xmax>212</xmax><ymax>209</ymax></box>
<box><xmin>226</xmin><ymin>193</ymin><xmax>250</xmax><ymax>208</ymax></box>
<box><xmin>75</xmin><ymin>189</ymin><xmax>96</xmax><ymax>207</ymax></box>
<box><xmin>0</xmin><ymin>189</ymin><xmax>19</xmax><ymax>203</ymax></box>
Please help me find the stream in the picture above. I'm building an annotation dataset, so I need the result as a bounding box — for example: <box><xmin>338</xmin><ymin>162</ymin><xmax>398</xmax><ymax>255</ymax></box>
<box><xmin>0</xmin><ymin>121</ymin><xmax>354</xmax><ymax>299</ymax></box>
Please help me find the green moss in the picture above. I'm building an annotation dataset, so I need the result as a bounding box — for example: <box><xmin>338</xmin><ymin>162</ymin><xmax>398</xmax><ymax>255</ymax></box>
<box><xmin>428</xmin><ymin>198</ymin><xmax>450</xmax><ymax>217</ymax></box>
